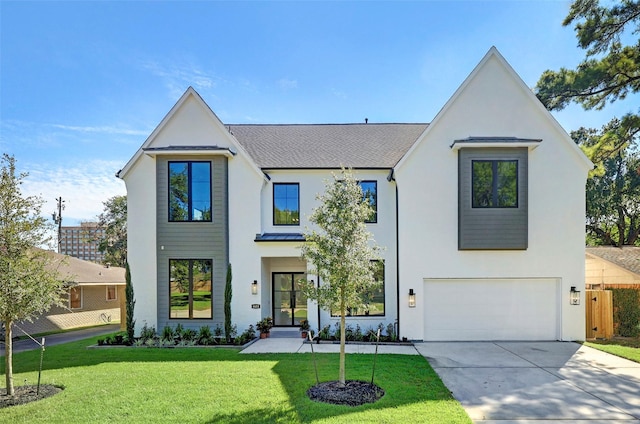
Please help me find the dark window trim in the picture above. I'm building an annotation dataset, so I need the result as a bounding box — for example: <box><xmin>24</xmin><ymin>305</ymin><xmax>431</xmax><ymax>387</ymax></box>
<box><xmin>273</xmin><ymin>182</ymin><xmax>300</xmax><ymax>226</ymax></box>
<box><xmin>471</xmin><ymin>159</ymin><xmax>519</xmax><ymax>209</ymax></box>
<box><xmin>168</xmin><ymin>161</ymin><xmax>213</xmax><ymax>222</ymax></box>
<box><xmin>358</xmin><ymin>180</ymin><xmax>378</xmax><ymax>224</ymax></box>
<box><xmin>169</xmin><ymin>258</ymin><xmax>213</xmax><ymax>320</ymax></box>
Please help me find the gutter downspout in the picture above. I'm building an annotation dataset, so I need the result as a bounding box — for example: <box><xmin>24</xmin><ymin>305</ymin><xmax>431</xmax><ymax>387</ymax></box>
<box><xmin>388</xmin><ymin>168</ymin><xmax>401</xmax><ymax>340</ymax></box>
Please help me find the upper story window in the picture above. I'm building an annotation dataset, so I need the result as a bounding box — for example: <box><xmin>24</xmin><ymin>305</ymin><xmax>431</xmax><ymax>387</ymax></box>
<box><xmin>472</xmin><ymin>160</ymin><xmax>518</xmax><ymax>208</ymax></box>
<box><xmin>458</xmin><ymin>147</ymin><xmax>528</xmax><ymax>250</ymax></box>
<box><xmin>168</xmin><ymin>161</ymin><xmax>212</xmax><ymax>222</ymax></box>
<box><xmin>358</xmin><ymin>181</ymin><xmax>377</xmax><ymax>223</ymax></box>
<box><xmin>273</xmin><ymin>183</ymin><xmax>299</xmax><ymax>226</ymax></box>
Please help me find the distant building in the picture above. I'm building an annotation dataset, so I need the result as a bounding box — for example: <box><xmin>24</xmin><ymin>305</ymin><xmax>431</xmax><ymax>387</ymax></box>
<box><xmin>59</xmin><ymin>222</ymin><xmax>106</xmax><ymax>263</ymax></box>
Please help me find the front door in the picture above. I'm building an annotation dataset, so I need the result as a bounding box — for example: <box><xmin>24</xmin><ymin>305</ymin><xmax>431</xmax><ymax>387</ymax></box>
<box><xmin>272</xmin><ymin>272</ymin><xmax>307</xmax><ymax>326</ymax></box>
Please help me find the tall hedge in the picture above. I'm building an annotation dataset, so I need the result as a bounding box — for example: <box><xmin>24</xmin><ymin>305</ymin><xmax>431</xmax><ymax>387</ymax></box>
<box><xmin>611</xmin><ymin>288</ymin><xmax>640</xmax><ymax>337</ymax></box>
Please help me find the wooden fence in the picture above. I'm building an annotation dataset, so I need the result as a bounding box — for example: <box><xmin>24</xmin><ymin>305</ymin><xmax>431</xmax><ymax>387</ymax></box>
<box><xmin>585</xmin><ymin>290</ymin><xmax>613</xmax><ymax>339</ymax></box>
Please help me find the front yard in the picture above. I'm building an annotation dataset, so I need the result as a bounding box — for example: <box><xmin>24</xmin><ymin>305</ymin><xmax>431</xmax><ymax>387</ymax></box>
<box><xmin>0</xmin><ymin>336</ymin><xmax>470</xmax><ymax>423</ymax></box>
<box><xmin>585</xmin><ymin>338</ymin><xmax>640</xmax><ymax>363</ymax></box>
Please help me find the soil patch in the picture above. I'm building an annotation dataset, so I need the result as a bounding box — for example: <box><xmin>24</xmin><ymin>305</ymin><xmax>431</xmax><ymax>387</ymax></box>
<box><xmin>0</xmin><ymin>385</ymin><xmax>62</xmax><ymax>408</ymax></box>
<box><xmin>307</xmin><ymin>380</ymin><xmax>384</xmax><ymax>406</ymax></box>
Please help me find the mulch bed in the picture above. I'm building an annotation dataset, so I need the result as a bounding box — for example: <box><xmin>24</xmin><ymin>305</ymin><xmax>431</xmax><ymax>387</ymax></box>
<box><xmin>307</xmin><ymin>380</ymin><xmax>384</xmax><ymax>406</ymax></box>
<box><xmin>0</xmin><ymin>385</ymin><xmax>62</xmax><ymax>408</ymax></box>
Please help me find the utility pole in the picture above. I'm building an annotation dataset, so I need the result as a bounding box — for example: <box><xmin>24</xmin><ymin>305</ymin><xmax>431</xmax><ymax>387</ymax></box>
<box><xmin>52</xmin><ymin>197</ymin><xmax>65</xmax><ymax>253</ymax></box>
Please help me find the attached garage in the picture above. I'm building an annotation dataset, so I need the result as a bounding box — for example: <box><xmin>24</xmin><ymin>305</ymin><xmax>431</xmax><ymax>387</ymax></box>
<box><xmin>423</xmin><ymin>278</ymin><xmax>560</xmax><ymax>341</ymax></box>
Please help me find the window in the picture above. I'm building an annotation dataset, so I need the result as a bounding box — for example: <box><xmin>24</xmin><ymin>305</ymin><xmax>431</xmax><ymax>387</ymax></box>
<box><xmin>472</xmin><ymin>160</ymin><xmax>518</xmax><ymax>208</ymax></box>
<box><xmin>332</xmin><ymin>260</ymin><xmax>385</xmax><ymax>317</ymax></box>
<box><xmin>458</xmin><ymin>148</ymin><xmax>528</xmax><ymax>250</ymax></box>
<box><xmin>169</xmin><ymin>259</ymin><xmax>213</xmax><ymax>319</ymax></box>
<box><xmin>168</xmin><ymin>161</ymin><xmax>212</xmax><ymax>222</ymax></box>
<box><xmin>273</xmin><ymin>183</ymin><xmax>300</xmax><ymax>225</ymax></box>
<box><xmin>106</xmin><ymin>285</ymin><xmax>117</xmax><ymax>301</ymax></box>
<box><xmin>69</xmin><ymin>287</ymin><xmax>82</xmax><ymax>309</ymax></box>
<box><xmin>358</xmin><ymin>181</ymin><xmax>377</xmax><ymax>223</ymax></box>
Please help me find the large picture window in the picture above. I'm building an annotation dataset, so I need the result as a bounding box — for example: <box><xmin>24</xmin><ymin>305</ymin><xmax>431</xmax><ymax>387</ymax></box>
<box><xmin>358</xmin><ymin>181</ymin><xmax>377</xmax><ymax>223</ymax></box>
<box><xmin>169</xmin><ymin>259</ymin><xmax>213</xmax><ymax>319</ymax></box>
<box><xmin>273</xmin><ymin>183</ymin><xmax>300</xmax><ymax>225</ymax></box>
<box><xmin>472</xmin><ymin>160</ymin><xmax>518</xmax><ymax>208</ymax></box>
<box><xmin>332</xmin><ymin>260</ymin><xmax>385</xmax><ymax>317</ymax></box>
<box><xmin>169</xmin><ymin>161</ymin><xmax>212</xmax><ymax>222</ymax></box>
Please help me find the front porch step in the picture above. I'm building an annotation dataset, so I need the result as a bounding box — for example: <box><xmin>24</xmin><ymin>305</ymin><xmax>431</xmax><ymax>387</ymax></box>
<box><xmin>269</xmin><ymin>328</ymin><xmax>304</xmax><ymax>339</ymax></box>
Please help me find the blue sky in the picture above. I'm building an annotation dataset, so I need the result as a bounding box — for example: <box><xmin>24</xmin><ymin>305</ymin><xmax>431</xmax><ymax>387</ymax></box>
<box><xmin>1</xmin><ymin>1</ymin><xmax>637</xmax><ymax>225</ymax></box>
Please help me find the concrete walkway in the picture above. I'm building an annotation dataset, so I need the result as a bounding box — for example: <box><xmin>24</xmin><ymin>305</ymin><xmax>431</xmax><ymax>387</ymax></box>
<box><xmin>415</xmin><ymin>341</ymin><xmax>640</xmax><ymax>423</ymax></box>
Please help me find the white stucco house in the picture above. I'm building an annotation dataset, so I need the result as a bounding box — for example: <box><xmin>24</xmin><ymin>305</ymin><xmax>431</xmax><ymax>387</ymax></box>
<box><xmin>118</xmin><ymin>47</ymin><xmax>592</xmax><ymax>341</ymax></box>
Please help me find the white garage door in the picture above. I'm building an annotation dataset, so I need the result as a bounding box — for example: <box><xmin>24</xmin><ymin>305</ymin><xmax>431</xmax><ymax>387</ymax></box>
<box><xmin>423</xmin><ymin>279</ymin><xmax>560</xmax><ymax>341</ymax></box>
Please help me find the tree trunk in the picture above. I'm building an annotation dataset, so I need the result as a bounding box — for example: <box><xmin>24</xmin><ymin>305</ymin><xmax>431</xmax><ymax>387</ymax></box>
<box><xmin>4</xmin><ymin>320</ymin><xmax>13</xmax><ymax>395</ymax></box>
<box><xmin>339</xmin><ymin>293</ymin><xmax>346</xmax><ymax>387</ymax></box>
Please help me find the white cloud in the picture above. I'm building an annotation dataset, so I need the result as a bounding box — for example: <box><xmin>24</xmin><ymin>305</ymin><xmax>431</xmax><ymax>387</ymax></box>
<box><xmin>20</xmin><ymin>160</ymin><xmax>126</xmax><ymax>226</ymax></box>
<box><xmin>278</xmin><ymin>78</ymin><xmax>298</xmax><ymax>90</ymax></box>
<box><xmin>50</xmin><ymin>124</ymin><xmax>149</xmax><ymax>136</ymax></box>
<box><xmin>141</xmin><ymin>60</ymin><xmax>219</xmax><ymax>98</ymax></box>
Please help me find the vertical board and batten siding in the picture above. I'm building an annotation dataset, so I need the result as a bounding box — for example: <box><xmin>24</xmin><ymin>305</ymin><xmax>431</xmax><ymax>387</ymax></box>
<box><xmin>458</xmin><ymin>148</ymin><xmax>528</xmax><ymax>250</ymax></box>
<box><xmin>156</xmin><ymin>156</ymin><xmax>228</xmax><ymax>330</ymax></box>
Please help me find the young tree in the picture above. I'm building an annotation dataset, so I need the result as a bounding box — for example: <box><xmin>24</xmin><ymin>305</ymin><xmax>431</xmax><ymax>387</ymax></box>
<box><xmin>300</xmin><ymin>169</ymin><xmax>381</xmax><ymax>386</ymax></box>
<box><xmin>224</xmin><ymin>263</ymin><xmax>232</xmax><ymax>343</ymax></box>
<box><xmin>125</xmin><ymin>262</ymin><xmax>136</xmax><ymax>342</ymax></box>
<box><xmin>97</xmin><ymin>195</ymin><xmax>127</xmax><ymax>267</ymax></box>
<box><xmin>0</xmin><ymin>154</ymin><xmax>67</xmax><ymax>395</ymax></box>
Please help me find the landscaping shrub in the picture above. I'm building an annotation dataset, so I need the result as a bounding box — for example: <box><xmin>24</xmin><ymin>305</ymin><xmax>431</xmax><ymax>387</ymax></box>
<box><xmin>612</xmin><ymin>288</ymin><xmax>640</xmax><ymax>337</ymax></box>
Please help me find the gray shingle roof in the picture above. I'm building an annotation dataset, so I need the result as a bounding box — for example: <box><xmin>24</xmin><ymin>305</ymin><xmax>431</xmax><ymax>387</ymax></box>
<box><xmin>586</xmin><ymin>246</ymin><xmax>640</xmax><ymax>276</ymax></box>
<box><xmin>229</xmin><ymin>123</ymin><xmax>428</xmax><ymax>169</ymax></box>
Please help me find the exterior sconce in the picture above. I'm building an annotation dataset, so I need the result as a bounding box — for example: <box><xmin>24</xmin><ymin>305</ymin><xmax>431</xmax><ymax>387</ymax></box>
<box><xmin>408</xmin><ymin>289</ymin><xmax>416</xmax><ymax>308</ymax></box>
<box><xmin>251</xmin><ymin>280</ymin><xmax>258</xmax><ymax>295</ymax></box>
<box><xmin>570</xmin><ymin>286</ymin><xmax>580</xmax><ymax>305</ymax></box>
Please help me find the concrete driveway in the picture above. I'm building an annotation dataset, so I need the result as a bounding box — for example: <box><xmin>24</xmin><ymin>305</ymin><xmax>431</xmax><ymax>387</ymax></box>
<box><xmin>414</xmin><ymin>341</ymin><xmax>640</xmax><ymax>423</ymax></box>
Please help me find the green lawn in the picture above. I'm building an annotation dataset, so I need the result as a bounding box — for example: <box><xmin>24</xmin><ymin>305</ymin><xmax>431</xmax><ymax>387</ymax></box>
<box><xmin>0</xmin><ymin>336</ymin><xmax>470</xmax><ymax>423</ymax></box>
<box><xmin>584</xmin><ymin>338</ymin><xmax>640</xmax><ymax>363</ymax></box>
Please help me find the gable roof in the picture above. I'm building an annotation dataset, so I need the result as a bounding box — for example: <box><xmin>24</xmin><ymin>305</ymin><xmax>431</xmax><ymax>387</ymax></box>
<box><xmin>117</xmin><ymin>87</ymin><xmax>264</xmax><ymax>180</ymax></box>
<box><xmin>586</xmin><ymin>246</ymin><xmax>640</xmax><ymax>276</ymax></box>
<box><xmin>42</xmin><ymin>250</ymin><xmax>126</xmax><ymax>285</ymax></box>
<box><xmin>395</xmin><ymin>46</ymin><xmax>593</xmax><ymax>171</ymax></box>
<box><xmin>229</xmin><ymin>123</ymin><xmax>427</xmax><ymax>169</ymax></box>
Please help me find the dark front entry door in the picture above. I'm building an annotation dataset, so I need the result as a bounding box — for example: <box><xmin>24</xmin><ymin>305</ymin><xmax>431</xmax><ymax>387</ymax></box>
<box><xmin>272</xmin><ymin>272</ymin><xmax>307</xmax><ymax>326</ymax></box>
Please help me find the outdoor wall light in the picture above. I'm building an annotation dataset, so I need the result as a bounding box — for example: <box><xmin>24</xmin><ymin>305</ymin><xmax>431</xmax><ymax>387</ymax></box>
<box><xmin>570</xmin><ymin>286</ymin><xmax>580</xmax><ymax>305</ymax></box>
<box><xmin>251</xmin><ymin>280</ymin><xmax>258</xmax><ymax>295</ymax></box>
<box><xmin>408</xmin><ymin>289</ymin><xmax>416</xmax><ymax>308</ymax></box>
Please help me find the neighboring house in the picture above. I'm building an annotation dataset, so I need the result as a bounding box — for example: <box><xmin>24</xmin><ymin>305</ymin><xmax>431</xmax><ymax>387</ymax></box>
<box><xmin>15</xmin><ymin>251</ymin><xmax>125</xmax><ymax>336</ymax></box>
<box><xmin>59</xmin><ymin>222</ymin><xmax>106</xmax><ymax>263</ymax></box>
<box><xmin>118</xmin><ymin>47</ymin><xmax>592</xmax><ymax>341</ymax></box>
<box><xmin>586</xmin><ymin>246</ymin><xmax>640</xmax><ymax>289</ymax></box>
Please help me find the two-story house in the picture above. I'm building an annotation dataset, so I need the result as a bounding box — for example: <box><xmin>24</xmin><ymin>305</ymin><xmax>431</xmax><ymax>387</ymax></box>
<box><xmin>118</xmin><ymin>47</ymin><xmax>592</xmax><ymax>341</ymax></box>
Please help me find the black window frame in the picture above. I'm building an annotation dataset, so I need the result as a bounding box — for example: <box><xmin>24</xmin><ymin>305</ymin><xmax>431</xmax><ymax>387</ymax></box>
<box><xmin>168</xmin><ymin>161</ymin><xmax>212</xmax><ymax>222</ymax></box>
<box><xmin>471</xmin><ymin>159</ymin><xmax>518</xmax><ymax>209</ymax></box>
<box><xmin>273</xmin><ymin>182</ymin><xmax>300</xmax><ymax>226</ymax></box>
<box><xmin>169</xmin><ymin>258</ymin><xmax>213</xmax><ymax>320</ymax></box>
<box><xmin>358</xmin><ymin>180</ymin><xmax>378</xmax><ymax>223</ymax></box>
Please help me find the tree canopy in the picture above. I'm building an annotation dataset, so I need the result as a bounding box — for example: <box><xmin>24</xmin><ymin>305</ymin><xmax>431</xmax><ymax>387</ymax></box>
<box><xmin>97</xmin><ymin>194</ymin><xmax>127</xmax><ymax>267</ymax></box>
<box><xmin>536</xmin><ymin>0</ymin><xmax>640</xmax><ymax>113</ymax></box>
<box><xmin>300</xmin><ymin>168</ymin><xmax>381</xmax><ymax>385</ymax></box>
<box><xmin>0</xmin><ymin>154</ymin><xmax>67</xmax><ymax>395</ymax></box>
<box><xmin>536</xmin><ymin>0</ymin><xmax>640</xmax><ymax>246</ymax></box>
